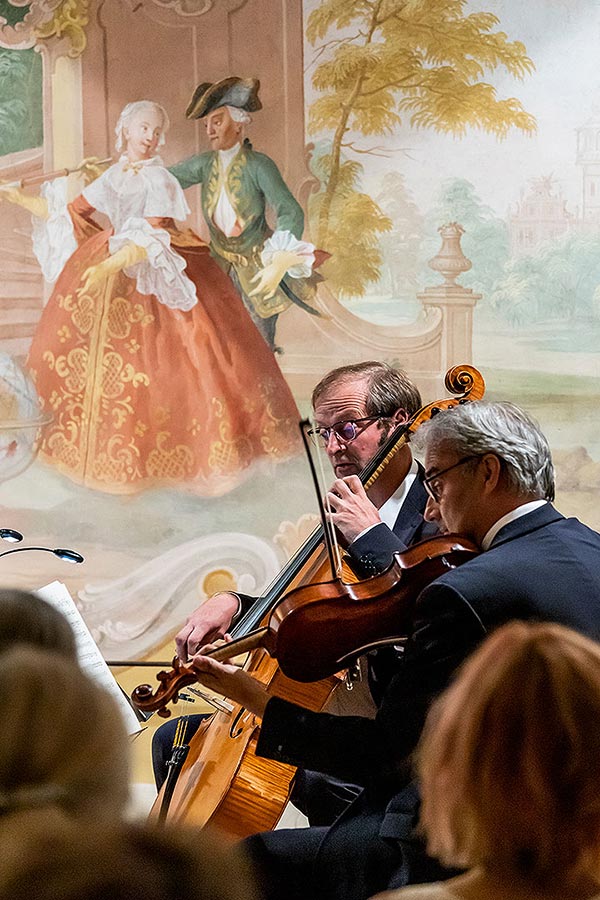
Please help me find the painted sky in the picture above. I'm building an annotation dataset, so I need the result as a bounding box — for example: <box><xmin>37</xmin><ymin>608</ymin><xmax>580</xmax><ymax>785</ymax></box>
<box><xmin>303</xmin><ymin>0</ymin><xmax>600</xmax><ymax>217</ymax></box>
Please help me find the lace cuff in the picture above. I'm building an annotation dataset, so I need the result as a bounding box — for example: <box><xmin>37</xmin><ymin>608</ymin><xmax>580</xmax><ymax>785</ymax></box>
<box><xmin>109</xmin><ymin>217</ymin><xmax>197</xmax><ymax>311</ymax></box>
<box><xmin>31</xmin><ymin>177</ymin><xmax>78</xmax><ymax>283</ymax></box>
<box><xmin>261</xmin><ymin>229</ymin><xmax>315</xmax><ymax>278</ymax></box>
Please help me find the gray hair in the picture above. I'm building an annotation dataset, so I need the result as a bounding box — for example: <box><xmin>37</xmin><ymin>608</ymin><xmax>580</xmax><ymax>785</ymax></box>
<box><xmin>114</xmin><ymin>100</ymin><xmax>170</xmax><ymax>152</ymax></box>
<box><xmin>312</xmin><ymin>361</ymin><xmax>422</xmax><ymax>419</ymax></box>
<box><xmin>416</xmin><ymin>400</ymin><xmax>555</xmax><ymax>500</ymax></box>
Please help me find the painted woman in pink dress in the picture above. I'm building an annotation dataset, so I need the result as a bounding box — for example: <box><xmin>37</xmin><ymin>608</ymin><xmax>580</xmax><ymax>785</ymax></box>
<box><xmin>7</xmin><ymin>101</ymin><xmax>303</xmax><ymax>495</ymax></box>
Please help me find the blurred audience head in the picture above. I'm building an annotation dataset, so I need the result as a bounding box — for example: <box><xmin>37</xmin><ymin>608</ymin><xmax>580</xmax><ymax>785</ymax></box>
<box><xmin>0</xmin><ymin>820</ymin><xmax>259</xmax><ymax>900</ymax></box>
<box><xmin>418</xmin><ymin>620</ymin><xmax>600</xmax><ymax>886</ymax></box>
<box><xmin>0</xmin><ymin>588</ymin><xmax>76</xmax><ymax>658</ymax></box>
<box><xmin>0</xmin><ymin>646</ymin><xmax>129</xmax><ymax>826</ymax></box>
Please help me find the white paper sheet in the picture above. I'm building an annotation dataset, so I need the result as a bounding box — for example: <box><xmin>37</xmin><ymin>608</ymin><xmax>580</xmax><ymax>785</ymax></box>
<box><xmin>36</xmin><ymin>580</ymin><xmax>143</xmax><ymax>736</ymax></box>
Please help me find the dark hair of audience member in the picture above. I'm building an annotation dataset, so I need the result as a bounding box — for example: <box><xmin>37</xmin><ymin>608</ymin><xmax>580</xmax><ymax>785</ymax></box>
<box><xmin>0</xmin><ymin>588</ymin><xmax>76</xmax><ymax>658</ymax></box>
<box><xmin>418</xmin><ymin>621</ymin><xmax>600</xmax><ymax>888</ymax></box>
<box><xmin>0</xmin><ymin>819</ymin><xmax>259</xmax><ymax>900</ymax></box>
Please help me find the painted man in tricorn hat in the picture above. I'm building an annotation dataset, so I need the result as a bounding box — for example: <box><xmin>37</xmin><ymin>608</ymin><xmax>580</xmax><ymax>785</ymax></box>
<box><xmin>169</xmin><ymin>76</ymin><xmax>323</xmax><ymax>351</ymax></box>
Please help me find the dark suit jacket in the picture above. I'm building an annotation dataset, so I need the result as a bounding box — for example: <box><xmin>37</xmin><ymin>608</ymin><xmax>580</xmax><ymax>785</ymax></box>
<box><xmin>257</xmin><ymin>504</ymin><xmax>600</xmax><ymax>830</ymax></box>
<box><xmin>346</xmin><ymin>466</ymin><xmax>438</xmax><ymax>578</ymax></box>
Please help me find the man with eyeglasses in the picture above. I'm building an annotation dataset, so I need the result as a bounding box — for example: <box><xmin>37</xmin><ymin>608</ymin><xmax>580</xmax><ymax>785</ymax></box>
<box><xmin>172</xmin><ymin>361</ymin><xmax>434</xmax><ymax>662</ymax></box>
<box><xmin>152</xmin><ymin>361</ymin><xmax>437</xmax><ymax>809</ymax></box>
<box><xmin>188</xmin><ymin>399</ymin><xmax>600</xmax><ymax>900</ymax></box>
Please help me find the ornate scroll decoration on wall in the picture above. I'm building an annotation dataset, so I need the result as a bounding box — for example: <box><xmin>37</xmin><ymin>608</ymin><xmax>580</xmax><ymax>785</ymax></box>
<box><xmin>119</xmin><ymin>0</ymin><xmax>249</xmax><ymax>27</ymax></box>
<box><xmin>122</xmin><ymin>0</ymin><xmax>253</xmax><ymax>28</ymax></box>
<box><xmin>0</xmin><ymin>0</ymin><xmax>89</xmax><ymax>58</ymax></box>
<box><xmin>141</xmin><ymin>0</ymin><xmax>213</xmax><ymax>15</ymax></box>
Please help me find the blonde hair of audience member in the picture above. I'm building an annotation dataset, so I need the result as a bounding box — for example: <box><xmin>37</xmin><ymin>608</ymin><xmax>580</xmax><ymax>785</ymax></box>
<box><xmin>0</xmin><ymin>819</ymin><xmax>259</xmax><ymax>900</ymax></box>
<box><xmin>0</xmin><ymin>588</ymin><xmax>76</xmax><ymax>658</ymax></box>
<box><xmin>402</xmin><ymin>621</ymin><xmax>600</xmax><ymax>900</ymax></box>
<box><xmin>0</xmin><ymin>646</ymin><xmax>129</xmax><ymax>830</ymax></box>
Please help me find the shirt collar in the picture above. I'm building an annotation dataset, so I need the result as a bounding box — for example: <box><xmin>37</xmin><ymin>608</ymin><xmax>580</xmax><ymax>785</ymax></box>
<box><xmin>218</xmin><ymin>143</ymin><xmax>242</xmax><ymax>167</ymax></box>
<box><xmin>377</xmin><ymin>458</ymin><xmax>419</xmax><ymax>529</ymax></box>
<box><xmin>481</xmin><ymin>500</ymin><xmax>548</xmax><ymax>551</ymax></box>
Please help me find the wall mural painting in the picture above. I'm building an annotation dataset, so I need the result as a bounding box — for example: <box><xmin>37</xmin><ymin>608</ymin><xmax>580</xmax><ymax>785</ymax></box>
<box><xmin>302</xmin><ymin>0</ymin><xmax>600</xmax><ymax>523</ymax></box>
<box><xmin>0</xmin><ymin>46</ymin><xmax>42</xmax><ymax>156</ymax></box>
<box><xmin>0</xmin><ymin>0</ymin><xmax>597</xmax><ymax>662</ymax></box>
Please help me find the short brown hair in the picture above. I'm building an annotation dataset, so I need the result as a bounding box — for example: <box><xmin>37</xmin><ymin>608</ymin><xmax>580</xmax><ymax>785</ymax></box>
<box><xmin>311</xmin><ymin>361</ymin><xmax>422</xmax><ymax>419</ymax></box>
<box><xmin>418</xmin><ymin>621</ymin><xmax>600</xmax><ymax>883</ymax></box>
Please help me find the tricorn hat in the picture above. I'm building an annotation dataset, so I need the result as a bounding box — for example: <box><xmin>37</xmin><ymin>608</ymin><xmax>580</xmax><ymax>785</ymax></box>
<box><xmin>186</xmin><ymin>76</ymin><xmax>262</xmax><ymax>120</ymax></box>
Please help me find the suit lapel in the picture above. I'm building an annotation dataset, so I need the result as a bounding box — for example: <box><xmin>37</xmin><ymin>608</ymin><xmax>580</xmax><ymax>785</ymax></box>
<box><xmin>392</xmin><ymin>468</ymin><xmax>430</xmax><ymax>545</ymax></box>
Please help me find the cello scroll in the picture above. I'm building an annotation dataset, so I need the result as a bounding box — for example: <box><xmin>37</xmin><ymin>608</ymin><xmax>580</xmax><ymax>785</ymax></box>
<box><xmin>407</xmin><ymin>364</ymin><xmax>485</xmax><ymax>435</ymax></box>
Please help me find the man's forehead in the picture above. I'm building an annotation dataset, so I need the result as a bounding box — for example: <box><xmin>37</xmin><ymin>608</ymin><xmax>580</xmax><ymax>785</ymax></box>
<box><xmin>206</xmin><ymin>108</ymin><xmax>228</xmax><ymax>122</ymax></box>
<box><xmin>424</xmin><ymin>441</ymin><xmax>455</xmax><ymax>473</ymax></box>
<box><xmin>313</xmin><ymin>379</ymin><xmax>370</xmax><ymax>420</ymax></box>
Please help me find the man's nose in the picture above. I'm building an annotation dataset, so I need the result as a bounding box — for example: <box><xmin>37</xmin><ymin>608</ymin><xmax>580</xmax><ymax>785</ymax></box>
<box><xmin>325</xmin><ymin>430</ymin><xmax>346</xmax><ymax>452</ymax></box>
<box><xmin>424</xmin><ymin>495</ymin><xmax>440</xmax><ymax>522</ymax></box>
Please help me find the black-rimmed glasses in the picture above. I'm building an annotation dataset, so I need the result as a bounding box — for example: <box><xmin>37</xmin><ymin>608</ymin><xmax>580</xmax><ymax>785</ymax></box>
<box><xmin>423</xmin><ymin>455</ymin><xmax>480</xmax><ymax>503</ymax></box>
<box><xmin>307</xmin><ymin>416</ymin><xmax>383</xmax><ymax>446</ymax></box>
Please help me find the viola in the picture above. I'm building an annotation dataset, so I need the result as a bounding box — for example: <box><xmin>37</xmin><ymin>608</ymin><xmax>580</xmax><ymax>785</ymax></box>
<box><xmin>132</xmin><ymin>532</ymin><xmax>479</xmax><ymax>714</ymax></box>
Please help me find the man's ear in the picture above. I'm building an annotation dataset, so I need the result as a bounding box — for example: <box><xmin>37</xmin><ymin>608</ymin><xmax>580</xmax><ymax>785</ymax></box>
<box><xmin>391</xmin><ymin>407</ymin><xmax>409</xmax><ymax>425</ymax></box>
<box><xmin>480</xmin><ymin>453</ymin><xmax>502</xmax><ymax>493</ymax></box>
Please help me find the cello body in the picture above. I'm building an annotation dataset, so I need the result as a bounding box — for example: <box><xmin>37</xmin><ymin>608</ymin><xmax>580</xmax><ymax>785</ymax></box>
<box><xmin>149</xmin><ymin>542</ymin><xmax>344</xmax><ymax>833</ymax></box>
<box><xmin>158</xmin><ymin>652</ymin><xmax>338</xmax><ymax>835</ymax></box>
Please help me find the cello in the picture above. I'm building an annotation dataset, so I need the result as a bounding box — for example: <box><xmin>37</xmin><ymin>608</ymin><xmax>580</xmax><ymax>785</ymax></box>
<box><xmin>134</xmin><ymin>364</ymin><xmax>485</xmax><ymax>834</ymax></box>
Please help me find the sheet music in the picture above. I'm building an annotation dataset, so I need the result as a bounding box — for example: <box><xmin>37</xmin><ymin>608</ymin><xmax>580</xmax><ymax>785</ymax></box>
<box><xmin>36</xmin><ymin>580</ymin><xmax>142</xmax><ymax>736</ymax></box>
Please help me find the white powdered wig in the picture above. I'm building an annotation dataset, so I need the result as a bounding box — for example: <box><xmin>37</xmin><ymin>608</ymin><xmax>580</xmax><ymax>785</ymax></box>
<box><xmin>225</xmin><ymin>105</ymin><xmax>252</xmax><ymax>125</ymax></box>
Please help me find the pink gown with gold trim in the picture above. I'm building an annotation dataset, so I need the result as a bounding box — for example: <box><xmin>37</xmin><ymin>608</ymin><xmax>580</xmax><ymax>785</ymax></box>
<box><xmin>26</xmin><ymin>164</ymin><xmax>300</xmax><ymax>495</ymax></box>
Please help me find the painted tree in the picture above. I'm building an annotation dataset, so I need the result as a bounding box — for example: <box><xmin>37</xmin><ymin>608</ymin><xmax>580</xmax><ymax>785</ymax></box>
<box><xmin>308</xmin><ymin>142</ymin><xmax>393</xmax><ymax>297</ymax></box>
<box><xmin>306</xmin><ymin>0</ymin><xmax>535</xmax><ymax>293</ymax></box>
<box><xmin>491</xmin><ymin>233</ymin><xmax>600</xmax><ymax>326</ymax></box>
<box><xmin>374</xmin><ymin>171</ymin><xmax>423</xmax><ymax>297</ymax></box>
<box><xmin>0</xmin><ymin>49</ymin><xmax>42</xmax><ymax>156</ymax></box>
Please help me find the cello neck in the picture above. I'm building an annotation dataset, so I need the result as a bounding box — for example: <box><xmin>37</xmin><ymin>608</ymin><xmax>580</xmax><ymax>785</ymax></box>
<box><xmin>233</xmin><ymin>424</ymin><xmax>415</xmax><ymax>637</ymax></box>
<box><xmin>231</xmin><ymin>524</ymin><xmax>325</xmax><ymax>637</ymax></box>
<box><xmin>210</xmin><ymin>627</ymin><xmax>269</xmax><ymax>661</ymax></box>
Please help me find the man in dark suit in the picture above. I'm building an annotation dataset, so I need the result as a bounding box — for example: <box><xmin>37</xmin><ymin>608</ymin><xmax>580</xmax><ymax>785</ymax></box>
<box><xmin>191</xmin><ymin>400</ymin><xmax>600</xmax><ymax>900</ymax></box>
<box><xmin>153</xmin><ymin>361</ymin><xmax>436</xmax><ymax>800</ymax></box>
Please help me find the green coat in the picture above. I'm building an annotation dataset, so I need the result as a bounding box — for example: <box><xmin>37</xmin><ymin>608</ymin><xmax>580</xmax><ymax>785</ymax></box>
<box><xmin>169</xmin><ymin>143</ymin><xmax>314</xmax><ymax>319</ymax></box>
